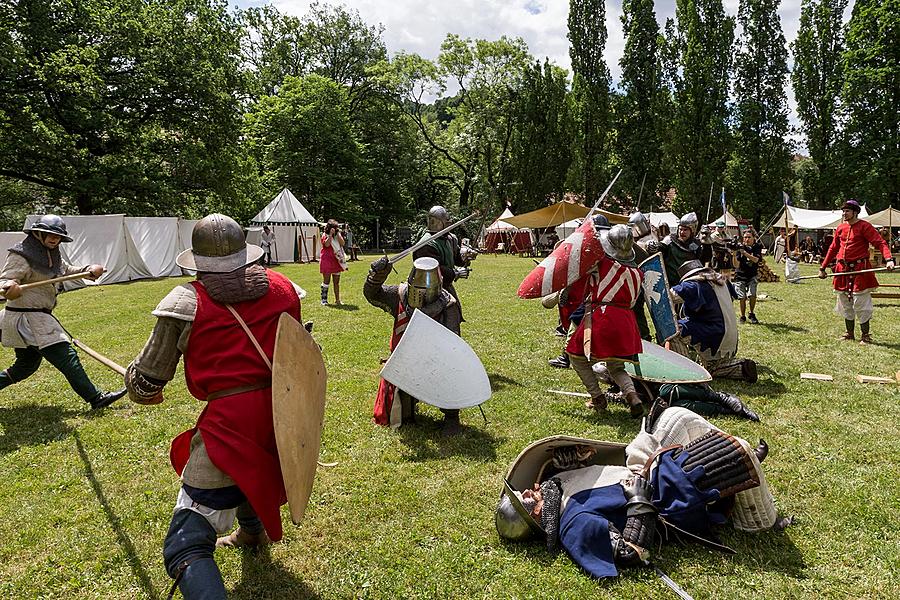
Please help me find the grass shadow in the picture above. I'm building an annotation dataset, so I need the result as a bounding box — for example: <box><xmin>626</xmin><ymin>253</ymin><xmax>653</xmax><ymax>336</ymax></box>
<box><xmin>397</xmin><ymin>412</ymin><xmax>501</xmax><ymax>462</ymax></box>
<box><xmin>559</xmin><ymin>403</ymin><xmax>644</xmax><ymax>437</ymax></box>
<box><xmin>756</xmin><ymin>322</ymin><xmax>808</xmax><ymax>334</ymax></box>
<box><xmin>73</xmin><ymin>430</ymin><xmax>158</xmax><ymax>600</ymax></box>
<box><xmin>230</xmin><ymin>546</ymin><xmax>320</xmax><ymax>599</ymax></box>
<box><xmin>0</xmin><ymin>404</ymin><xmax>77</xmax><ymax>455</ymax></box>
<box><xmin>488</xmin><ymin>372</ymin><xmax>522</xmax><ymax>391</ymax></box>
<box><xmin>328</xmin><ymin>303</ymin><xmax>359</xmax><ymax>311</ymax></box>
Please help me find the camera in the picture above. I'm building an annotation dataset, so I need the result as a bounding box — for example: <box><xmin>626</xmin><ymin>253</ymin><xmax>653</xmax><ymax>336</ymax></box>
<box><xmin>725</xmin><ymin>235</ymin><xmax>742</xmax><ymax>251</ymax></box>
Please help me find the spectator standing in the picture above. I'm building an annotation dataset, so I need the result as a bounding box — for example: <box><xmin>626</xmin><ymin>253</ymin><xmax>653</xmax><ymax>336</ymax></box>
<box><xmin>732</xmin><ymin>229</ymin><xmax>763</xmax><ymax>324</ymax></box>
<box><xmin>260</xmin><ymin>225</ymin><xmax>276</xmax><ymax>265</ymax></box>
<box><xmin>320</xmin><ymin>219</ymin><xmax>348</xmax><ymax>305</ymax></box>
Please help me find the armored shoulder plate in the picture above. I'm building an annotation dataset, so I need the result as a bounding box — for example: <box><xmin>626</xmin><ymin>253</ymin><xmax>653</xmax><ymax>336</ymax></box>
<box><xmin>152</xmin><ymin>283</ymin><xmax>197</xmax><ymax>322</ymax></box>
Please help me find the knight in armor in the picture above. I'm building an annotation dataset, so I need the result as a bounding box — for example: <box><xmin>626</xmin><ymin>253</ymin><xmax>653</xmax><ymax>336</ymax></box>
<box><xmin>819</xmin><ymin>199</ymin><xmax>894</xmax><ymax>343</ymax></box>
<box><xmin>565</xmin><ymin>222</ymin><xmax>646</xmax><ymax>418</ymax></box>
<box><xmin>626</xmin><ymin>212</ymin><xmax>654</xmax><ymax>341</ymax></box>
<box><xmin>647</xmin><ymin>212</ymin><xmax>702</xmax><ymax>285</ymax></box>
<box><xmin>364</xmin><ymin>255</ymin><xmax>463</xmax><ymax>436</ymax></box>
<box><xmin>496</xmin><ymin>407</ymin><xmax>783</xmax><ymax>580</ymax></box>
<box><xmin>412</xmin><ymin>206</ymin><xmax>474</xmax><ymax>329</ymax></box>
<box><xmin>124</xmin><ymin>214</ymin><xmax>305</xmax><ymax>599</ymax></box>
<box><xmin>0</xmin><ymin>215</ymin><xmax>126</xmax><ymax>410</ymax></box>
<box><xmin>668</xmin><ymin>260</ymin><xmax>759</xmax><ymax>382</ymax></box>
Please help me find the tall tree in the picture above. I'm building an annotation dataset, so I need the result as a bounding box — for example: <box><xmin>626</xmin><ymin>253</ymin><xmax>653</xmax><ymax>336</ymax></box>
<box><xmin>509</xmin><ymin>60</ymin><xmax>573</xmax><ymax>211</ymax></box>
<box><xmin>0</xmin><ymin>0</ymin><xmax>245</xmax><ymax>215</ymax></box>
<box><xmin>665</xmin><ymin>0</ymin><xmax>735</xmax><ymax>215</ymax></box>
<box><xmin>244</xmin><ymin>74</ymin><xmax>362</xmax><ymax>221</ymax></box>
<box><xmin>841</xmin><ymin>0</ymin><xmax>900</xmax><ymax>209</ymax></box>
<box><xmin>568</xmin><ymin>0</ymin><xmax>613</xmax><ymax>204</ymax></box>
<box><xmin>617</xmin><ymin>0</ymin><xmax>666</xmax><ymax>209</ymax></box>
<box><xmin>729</xmin><ymin>0</ymin><xmax>793</xmax><ymax>220</ymax></box>
<box><xmin>791</xmin><ymin>0</ymin><xmax>847</xmax><ymax>208</ymax></box>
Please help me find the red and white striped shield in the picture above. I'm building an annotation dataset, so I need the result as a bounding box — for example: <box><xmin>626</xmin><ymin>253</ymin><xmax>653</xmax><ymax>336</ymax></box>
<box><xmin>517</xmin><ymin>219</ymin><xmax>605</xmax><ymax>298</ymax></box>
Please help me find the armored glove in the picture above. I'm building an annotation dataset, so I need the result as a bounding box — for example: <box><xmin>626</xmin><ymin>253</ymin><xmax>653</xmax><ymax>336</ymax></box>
<box><xmin>370</xmin><ymin>256</ymin><xmax>390</xmax><ymax>274</ymax></box>
<box><xmin>454</xmin><ymin>266</ymin><xmax>471</xmax><ymax>279</ymax></box>
<box><xmin>645</xmin><ymin>239</ymin><xmax>661</xmax><ymax>254</ymax></box>
<box><xmin>615</xmin><ymin>475</ymin><xmax>657</xmax><ymax>566</ymax></box>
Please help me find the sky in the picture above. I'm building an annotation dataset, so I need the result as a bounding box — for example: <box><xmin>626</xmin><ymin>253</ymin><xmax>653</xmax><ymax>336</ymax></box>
<box><xmin>234</xmin><ymin>1</ymin><xmax>857</xmax><ymax>152</ymax></box>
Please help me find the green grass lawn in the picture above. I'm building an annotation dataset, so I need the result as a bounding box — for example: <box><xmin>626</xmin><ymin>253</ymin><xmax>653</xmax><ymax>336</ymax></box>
<box><xmin>0</xmin><ymin>254</ymin><xmax>898</xmax><ymax>599</ymax></box>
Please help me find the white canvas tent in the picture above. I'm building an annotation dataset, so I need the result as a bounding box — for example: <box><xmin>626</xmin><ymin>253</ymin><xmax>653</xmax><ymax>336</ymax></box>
<box><xmin>648</xmin><ymin>212</ymin><xmax>679</xmax><ymax>232</ymax></box>
<box><xmin>769</xmin><ymin>205</ymin><xmax>870</xmax><ymax>230</ymax></box>
<box><xmin>0</xmin><ymin>232</ymin><xmax>25</xmax><ymax>253</ymax></box>
<box><xmin>250</xmin><ymin>188</ymin><xmax>320</xmax><ymax>263</ymax></box>
<box><xmin>481</xmin><ymin>208</ymin><xmax>534</xmax><ymax>252</ymax></box>
<box><xmin>555</xmin><ymin>218</ymin><xmax>583</xmax><ymax>240</ymax></box>
<box><xmin>863</xmin><ymin>206</ymin><xmax>899</xmax><ymax>228</ymax></box>
<box><xmin>23</xmin><ymin>214</ymin><xmax>192</xmax><ymax>290</ymax></box>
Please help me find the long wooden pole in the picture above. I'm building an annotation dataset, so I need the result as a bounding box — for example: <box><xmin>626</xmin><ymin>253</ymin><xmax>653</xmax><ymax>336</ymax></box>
<box><xmin>72</xmin><ymin>339</ymin><xmax>127</xmax><ymax>376</ymax></box>
<box><xmin>10</xmin><ymin>271</ymin><xmax>95</xmax><ymax>293</ymax></box>
<box><xmin>789</xmin><ymin>267</ymin><xmax>893</xmax><ymax>282</ymax></box>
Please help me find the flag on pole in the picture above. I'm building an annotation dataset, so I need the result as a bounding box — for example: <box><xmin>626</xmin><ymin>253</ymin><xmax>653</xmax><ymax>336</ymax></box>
<box><xmin>720</xmin><ymin>188</ymin><xmax>727</xmax><ymax>217</ymax></box>
<box><xmin>782</xmin><ymin>191</ymin><xmax>792</xmax><ymax>206</ymax></box>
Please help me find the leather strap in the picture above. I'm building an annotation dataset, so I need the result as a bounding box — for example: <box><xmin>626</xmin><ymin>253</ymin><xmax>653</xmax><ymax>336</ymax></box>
<box><xmin>206</xmin><ymin>381</ymin><xmax>271</xmax><ymax>402</ymax></box>
<box><xmin>5</xmin><ymin>307</ymin><xmax>52</xmax><ymax>314</ymax></box>
<box><xmin>640</xmin><ymin>444</ymin><xmax>682</xmax><ymax>479</ymax></box>
<box><xmin>224</xmin><ymin>304</ymin><xmax>272</xmax><ymax>370</ymax></box>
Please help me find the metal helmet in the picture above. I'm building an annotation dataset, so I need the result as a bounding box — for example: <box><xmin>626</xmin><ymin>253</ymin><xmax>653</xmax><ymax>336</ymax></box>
<box><xmin>406</xmin><ymin>257</ymin><xmax>442</xmax><ymax>308</ymax></box>
<box><xmin>495</xmin><ymin>481</ymin><xmax>543</xmax><ymax>541</ymax></box>
<box><xmin>175</xmin><ymin>213</ymin><xmax>264</xmax><ymax>273</ymax></box>
<box><xmin>591</xmin><ymin>213</ymin><xmax>611</xmax><ymax>231</ymax></box>
<box><xmin>677</xmin><ymin>259</ymin><xmax>706</xmax><ymax>282</ymax></box>
<box><xmin>600</xmin><ymin>224</ymin><xmax>636</xmax><ymax>263</ymax></box>
<box><xmin>24</xmin><ymin>214</ymin><xmax>73</xmax><ymax>242</ymax></box>
<box><xmin>628</xmin><ymin>211</ymin><xmax>651</xmax><ymax>239</ymax></box>
<box><xmin>678</xmin><ymin>212</ymin><xmax>698</xmax><ymax>236</ymax></box>
<box><xmin>427</xmin><ymin>206</ymin><xmax>451</xmax><ymax>233</ymax></box>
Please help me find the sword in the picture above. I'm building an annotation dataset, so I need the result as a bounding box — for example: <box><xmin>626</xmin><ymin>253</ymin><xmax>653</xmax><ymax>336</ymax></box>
<box><xmin>547</xmin><ymin>389</ymin><xmax>591</xmax><ymax>398</ymax></box>
<box><xmin>1</xmin><ymin>271</ymin><xmax>97</xmax><ymax>296</ymax></box>
<box><xmin>388</xmin><ymin>212</ymin><xmax>478</xmax><ymax>265</ymax></box>
<box><xmin>653</xmin><ymin>565</ymin><xmax>695</xmax><ymax>600</ymax></box>
<box><xmin>585</xmin><ymin>169</ymin><xmax>623</xmax><ymax>221</ymax></box>
<box><xmin>72</xmin><ymin>339</ymin><xmax>127</xmax><ymax>376</ymax></box>
<box><xmin>788</xmin><ymin>266</ymin><xmax>893</xmax><ymax>282</ymax></box>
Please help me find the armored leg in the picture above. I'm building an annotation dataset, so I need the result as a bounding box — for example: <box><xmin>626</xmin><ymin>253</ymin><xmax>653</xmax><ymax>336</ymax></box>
<box><xmin>607</xmin><ymin>361</ymin><xmax>645</xmax><ymax>418</ymax></box>
<box><xmin>440</xmin><ymin>409</ymin><xmax>461</xmax><ymax>437</ymax></box>
<box><xmin>568</xmin><ymin>354</ymin><xmax>604</xmax><ymax>400</ymax></box>
<box><xmin>0</xmin><ymin>346</ymin><xmax>44</xmax><ymax>391</ymax></box>
<box><xmin>399</xmin><ymin>391</ymin><xmax>417</xmax><ymax>423</ymax></box>
<box><xmin>163</xmin><ymin>509</ymin><xmax>226</xmax><ymax>600</ymax></box>
<box><xmin>39</xmin><ymin>342</ymin><xmax>102</xmax><ymax>403</ymax></box>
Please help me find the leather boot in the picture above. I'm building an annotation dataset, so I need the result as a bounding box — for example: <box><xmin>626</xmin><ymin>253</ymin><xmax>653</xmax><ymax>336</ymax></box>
<box><xmin>90</xmin><ymin>387</ymin><xmax>126</xmax><ymax>410</ymax></box>
<box><xmin>625</xmin><ymin>392</ymin><xmax>646</xmax><ymax>418</ymax></box>
<box><xmin>215</xmin><ymin>527</ymin><xmax>271</xmax><ymax>549</ymax></box>
<box><xmin>440</xmin><ymin>410</ymin><xmax>461</xmax><ymax>437</ymax></box>
<box><xmin>714</xmin><ymin>391</ymin><xmax>760</xmax><ymax>422</ymax></box>
<box><xmin>585</xmin><ymin>395</ymin><xmax>608</xmax><ymax>411</ymax></box>
<box><xmin>741</xmin><ymin>359</ymin><xmax>758</xmax><ymax>384</ymax></box>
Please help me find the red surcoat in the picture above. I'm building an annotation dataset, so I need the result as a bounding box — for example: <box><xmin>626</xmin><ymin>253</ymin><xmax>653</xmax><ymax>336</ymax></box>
<box><xmin>170</xmin><ymin>270</ymin><xmax>301</xmax><ymax>541</ymax></box>
<box><xmin>566</xmin><ymin>255</ymin><xmax>643</xmax><ymax>361</ymax></box>
<box><xmin>821</xmin><ymin>220</ymin><xmax>892</xmax><ymax>292</ymax></box>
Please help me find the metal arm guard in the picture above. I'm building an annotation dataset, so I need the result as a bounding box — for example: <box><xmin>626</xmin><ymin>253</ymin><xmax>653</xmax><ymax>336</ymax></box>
<box><xmin>681</xmin><ymin>430</ymin><xmax>759</xmax><ymax>498</ymax></box>
<box><xmin>551</xmin><ymin>445</ymin><xmax>597</xmax><ymax>471</ymax></box>
<box><xmin>539</xmin><ymin>478</ymin><xmax>562</xmax><ymax>552</ymax></box>
<box><xmin>617</xmin><ymin>511</ymin><xmax>657</xmax><ymax>566</ymax></box>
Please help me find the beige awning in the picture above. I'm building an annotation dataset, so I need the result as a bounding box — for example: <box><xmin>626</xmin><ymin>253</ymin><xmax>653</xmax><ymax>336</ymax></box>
<box><xmin>863</xmin><ymin>207</ymin><xmax>899</xmax><ymax>228</ymax></box>
<box><xmin>502</xmin><ymin>201</ymin><xmax>627</xmax><ymax>229</ymax></box>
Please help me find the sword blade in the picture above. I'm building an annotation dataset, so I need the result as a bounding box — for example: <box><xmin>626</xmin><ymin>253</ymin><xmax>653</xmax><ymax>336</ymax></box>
<box><xmin>585</xmin><ymin>169</ymin><xmax>623</xmax><ymax>220</ymax></box>
<box><xmin>547</xmin><ymin>389</ymin><xmax>591</xmax><ymax>398</ymax></box>
<box><xmin>388</xmin><ymin>212</ymin><xmax>478</xmax><ymax>265</ymax></box>
<box><xmin>653</xmin><ymin>565</ymin><xmax>695</xmax><ymax>600</ymax></box>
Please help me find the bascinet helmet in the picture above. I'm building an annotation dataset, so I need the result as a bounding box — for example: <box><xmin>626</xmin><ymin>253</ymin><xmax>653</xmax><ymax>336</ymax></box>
<box><xmin>591</xmin><ymin>213</ymin><xmax>611</xmax><ymax>231</ymax></box>
<box><xmin>176</xmin><ymin>213</ymin><xmax>263</xmax><ymax>273</ymax></box>
<box><xmin>427</xmin><ymin>206</ymin><xmax>451</xmax><ymax>233</ymax></box>
<box><xmin>495</xmin><ymin>480</ymin><xmax>544</xmax><ymax>541</ymax></box>
<box><xmin>601</xmin><ymin>224</ymin><xmax>636</xmax><ymax>263</ymax></box>
<box><xmin>406</xmin><ymin>257</ymin><xmax>442</xmax><ymax>309</ymax></box>
<box><xmin>678</xmin><ymin>212</ymin><xmax>698</xmax><ymax>236</ymax></box>
<box><xmin>677</xmin><ymin>259</ymin><xmax>706</xmax><ymax>282</ymax></box>
<box><xmin>628</xmin><ymin>211</ymin><xmax>651</xmax><ymax>239</ymax></box>
<box><xmin>24</xmin><ymin>215</ymin><xmax>73</xmax><ymax>243</ymax></box>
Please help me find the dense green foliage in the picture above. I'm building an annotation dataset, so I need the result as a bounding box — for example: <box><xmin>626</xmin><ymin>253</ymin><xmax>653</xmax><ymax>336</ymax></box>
<box><xmin>0</xmin><ymin>257</ymin><xmax>898</xmax><ymax>598</ymax></box>
<box><xmin>2</xmin><ymin>0</ymin><xmax>897</xmax><ymax>232</ymax></box>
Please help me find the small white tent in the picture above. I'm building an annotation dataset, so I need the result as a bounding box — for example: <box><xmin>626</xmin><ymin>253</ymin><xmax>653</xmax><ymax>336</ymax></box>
<box><xmin>769</xmin><ymin>205</ymin><xmax>870</xmax><ymax>230</ymax></box>
<box><xmin>555</xmin><ymin>218</ymin><xmax>583</xmax><ymax>241</ymax></box>
<box><xmin>250</xmin><ymin>189</ymin><xmax>319</xmax><ymax>263</ymax></box>
<box><xmin>647</xmin><ymin>212</ymin><xmax>679</xmax><ymax>232</ymax></box>
<box><xmin>482</xmin><ymin>208</ymin><xmax>534</xmax><ymax>253</ymax></box>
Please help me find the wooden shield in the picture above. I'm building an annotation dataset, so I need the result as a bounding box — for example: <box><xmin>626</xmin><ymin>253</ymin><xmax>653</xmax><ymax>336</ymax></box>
<box><xmin>272</xmin><ymin>313</ymin><xmax>327</xmax><ymax>525</ymax></box>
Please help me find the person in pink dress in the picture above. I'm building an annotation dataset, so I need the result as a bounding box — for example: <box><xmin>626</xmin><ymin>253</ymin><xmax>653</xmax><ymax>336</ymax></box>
<box><xmin>320</xmin><ymin>219</ymin><xmax>347</xmax><ymax>305</ymax></box>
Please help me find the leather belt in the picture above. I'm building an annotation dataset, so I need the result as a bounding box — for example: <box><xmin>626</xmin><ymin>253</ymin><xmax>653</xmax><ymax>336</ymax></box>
<box><xmin>206</xmin><ymin>381</ymin><xmax>270</xmax><ymax>401</ymax></box>
<box><xmin>5</xmin><ymin>307</ymin><xmax>52</xmax><ymax>314</ymax></box>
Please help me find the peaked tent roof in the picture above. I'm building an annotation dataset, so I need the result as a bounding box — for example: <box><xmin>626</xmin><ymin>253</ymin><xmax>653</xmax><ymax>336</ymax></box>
<box><xmin>863</xmin><ymin>206</ymin><xmax>899</xmax><ymax>228</ymax></box>
<box><xmin>251</xmin><ymin>188</ymin><xmax>317</xmax><ymax>225</ymax></box>
<box><xmin>711</xmin><ymin>210</ymin><xmax>740</xmax><ymax>227</ymax></box>
<box><xmin>648</xmin><ymin>212</ymin><xmax>679</xmax><ymax>231</ymax></box>
<box><xmin>486</xmin><ymin>208</ymin><xmax>522</xmax><ymax>231</ymax></box>
<box><xmin>501</xmin><ymin>201</ymin><xmax>627</xmax><ymax>229</ymax></box>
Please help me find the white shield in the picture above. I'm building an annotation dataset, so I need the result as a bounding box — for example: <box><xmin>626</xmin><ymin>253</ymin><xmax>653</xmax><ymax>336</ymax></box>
<box><xmin>379</xmin><ymin>309</ymin><xmax>491</xmax><ymax>410</ymax></box>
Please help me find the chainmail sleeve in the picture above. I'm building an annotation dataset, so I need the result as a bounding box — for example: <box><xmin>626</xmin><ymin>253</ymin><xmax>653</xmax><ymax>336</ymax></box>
<box><xmin>540</xmin><ymin>478</ymin><xmax>563</xmax><ymax>552</ymax></box>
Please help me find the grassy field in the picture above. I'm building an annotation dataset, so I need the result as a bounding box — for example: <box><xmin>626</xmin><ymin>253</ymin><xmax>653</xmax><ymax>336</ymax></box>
<box><xmin>0</xmin><ymin>254</ymin><xmax>898</xmax><ymax>599</ymax></box>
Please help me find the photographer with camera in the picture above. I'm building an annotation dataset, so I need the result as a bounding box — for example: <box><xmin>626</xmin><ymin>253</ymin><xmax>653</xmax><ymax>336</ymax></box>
<box><xmin>320</xmin><ymin>219</ymin><xmax>348</xmax><ymax>305</ymax></box>
<box><xmin>731</xmin><ymin>228</ymin><xmax>763</xmax><ymax>324</ymax></box>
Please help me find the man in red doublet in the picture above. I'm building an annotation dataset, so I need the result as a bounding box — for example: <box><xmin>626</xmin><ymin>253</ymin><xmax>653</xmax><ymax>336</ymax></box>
<box><xmin>125</xmin><ymin>214</ymin><xmax>304</xmax><ymax>599</ymax></box>
<box><xmin>819</xmin><ymin>200</ymin><xmax>894</xmax><ymax>344</ymax></box>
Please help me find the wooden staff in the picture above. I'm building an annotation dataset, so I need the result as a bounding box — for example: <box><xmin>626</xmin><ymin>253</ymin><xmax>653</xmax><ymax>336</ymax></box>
<box><xmin>71</xmin><ymin>339</ymin><xmax>127</xmax><ymax>376</ymax></box>
<box><xmin>2</xmin><ymin>271</ymin><xmax>95</xmax><ymax>295</ymax></box>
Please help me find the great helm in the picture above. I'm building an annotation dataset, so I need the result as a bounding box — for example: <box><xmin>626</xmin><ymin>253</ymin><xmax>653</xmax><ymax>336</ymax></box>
<box><xmin>495</xmin><ymin>480</ymin><xmax>544</xmax><ymax>541</ymax></box>
<box><xmin>679</xmin><ymin>212</ymin><xmax>699</xmax><ymax>236</ymax></box>
<box><xmin>426</xmin><ymin>206</ymin><xmax>451</xmax><ymax>233</ymax></box>
<box><xmin>627</xmin><ymin>211</ymin><xmax>651</xmax><ymax>239</ymax></box>
<box><xmin>600</xmin><ymin>224</ymin><xmax>636</xmax><ymax>263</ymax></box>
<box><xmin>175</xmin><ymin>213</ymin><xmax>264</xmax><ymax>273</ymax></box>
<box><xmin>406</xmin><ymin>257</ymin><xmax>442</xmax><ymax>308</ymax></box>
<box><xmin>24</xmin><ymin>214</ymin><xmax>73</xmax><ymax>243</ymax></box>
